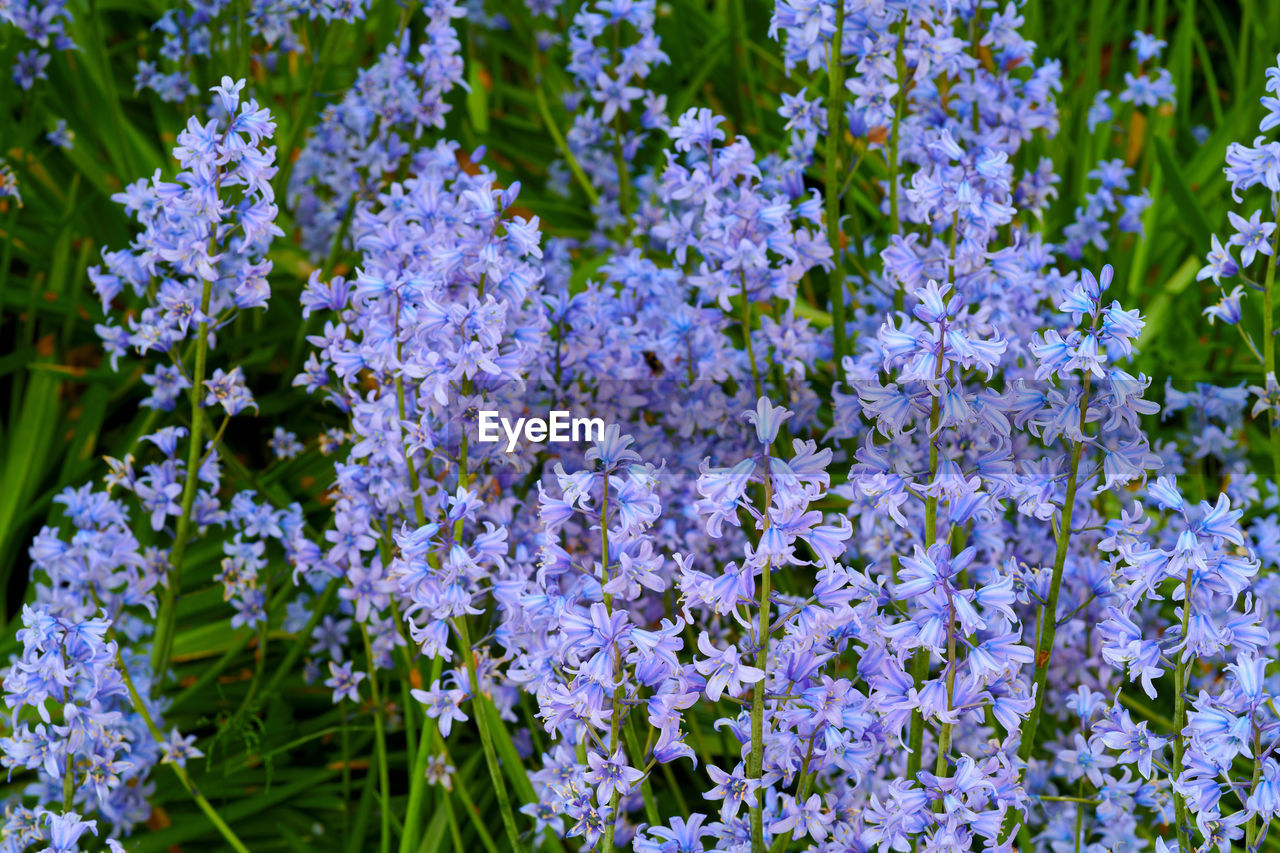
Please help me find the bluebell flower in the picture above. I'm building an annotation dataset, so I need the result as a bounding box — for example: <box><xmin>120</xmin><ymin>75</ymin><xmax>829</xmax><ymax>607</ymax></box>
<box><xmin>325</xmin><ymin>660</ymin><xmax>366</xmax><ymax>704</ymax></box>
<box><xmin>1130</xmin><ymin>31</ymin><xmax>1167</xmax><ymax>63</ymax></box>
<box><xmin>203</xmin><ymin>366</ymin><xmax>257</xmax><ymax>416</ymax></box>
<box><xmin>12</xmin><ymin>48</ymin><xmax>49</xmax><ymax>89</ymax></box>
<box><xmin>704</xmin><ymin>763</ymin><xmax>759</xmax><ymax>821</ymax></box>
<box><xmin>159</xmin><ymin>728</ymin><xmax>204</xmax><ymax>769</ymax></box>
<box><xmin>1227</xmin><ymin>209</ymin><xmax>1276</xmax><ymax>267</ymax></box>
<box><xmin>744</xmin><ymin>396</ymin><xmax>792</xmax><ymax>445</ymax></box>
<box><xmin>694</xmin><ymin>632</ymin><xmax>765</xmax><ymax>702</ymax></box>
<box><xmin>1248</xmin><ymin>759</ymin><xmax>1280</xmax><ymax>821</ymax></box>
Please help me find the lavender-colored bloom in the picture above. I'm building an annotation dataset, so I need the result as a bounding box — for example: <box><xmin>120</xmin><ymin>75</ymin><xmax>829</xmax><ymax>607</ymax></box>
<box><xmin>44</xmin><ymin>811</ymin><xmax>97</xmax><ymax>852</ymax></box>
<box><xmin>1130</xmin><ymin>31</ymin><xmax>1167</xmax><ymax>63</ymax></box>
<box><xmin>325</xmin><ymin>660</ymin><xmax>366</xmax><ymax>704</ymax></box>
<box><xmin>1227</xmin><ymin>209</ymin><xmax>1276</xmax><ymax>267</ymax></box>
<box><xmin>693</xmin><ymin>632</ymin><xmax>764</xmax><ymax>702</ymax></box>
<box><xmin>159</xmin><ymin>728</ymin><xmax>205</xmax><ymax>769</ymax></box>
<box><xmin>704</xmin><ymin>763</ymin><xmax>760</xmax><ymax>821</ymax></box>
<box><xmin>585</xmin><ymin>748</ymin><xmax>644</xmax><ymax>806</ymax></box>
<box><xmin>203</xmin><ymin>366</ymin><xmax>257</xmax><ymax>416</ymax></box>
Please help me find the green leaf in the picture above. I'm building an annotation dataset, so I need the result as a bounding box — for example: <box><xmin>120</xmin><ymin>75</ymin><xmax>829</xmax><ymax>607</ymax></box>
<box><xmin>0</xmin><ymin>371</ymin><xmax>61</xmax><ymax>612</ymax></box>
<box><xmin>569</xmin><ymin>252</ymin><xmax>610</xmax><ymax>295</ymax></box>
<box><xmin>467</xmin><ymin>63</ymin><xmax>490</xmax><ymax>136</ymax></box>
<box><xmin>478</xmin><ymin>697</ymin><xmax>565</xmax><ymax>853</ymax></box>
<box><xmin>1152</xmin><ymin>135</ymin><xmax>1214</xmax><ymax>254</ymax></box>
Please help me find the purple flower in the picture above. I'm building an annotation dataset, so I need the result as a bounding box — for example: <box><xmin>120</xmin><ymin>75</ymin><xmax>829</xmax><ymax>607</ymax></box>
<box><xmin>770</xmin><ymin>792</ymin><xmax>833</xmax><ymax>841</ymax></box>
<box><xmin>743</xmin><ymin>396</ymin><xmax>793</xmax><ymax>445</ymax></box>
<box><xmin>1100</xmin><ymin>715</ymin><xmax>1166</xmax><ymax>779</ymax></box>
<box><xmin>693</xmin><ymin>632</ymin><xmax>764</xmax><ymax>702</ymax></box>
<box><xmin>203</xmin><ymin>366</ymin><xmax>257</xmax><ymax>416</ymax></box>
<box><xmin>703</xmin><ymin>763</ymin><xmax>760</xmax><ymax>821</ymax></box>
<box><xmin>160</xmin><ymin>727</ymin><xmax>205</xmax><ymax>768</ymax></box>
<box><xmin>44</xmin><ymin>811</ymin><xmax>97</xmax><ymax>853</ymax></box>
<box><xmin>585</xmin><ymin>748</ymin><xmax>644</xmax><ymax>806</ymax></box>
<box><xmin>1227</xmin><ymin>209</ymin><xmax>1276</xmax><ymax>267</ymax></box>
<box><xmin>1248</xmin><ymin>759</ymin><xmax>1280</xmax><ymax>821</ymax></box>
<box><xmin>411</xmin><ymin>684</ymin><xmax>469</xmax><ymax>737</ymax></box>
<box><xmin>1130</xmin><ymin>31</ymin><xmax>1167</xmax><ymax>63</ymax></box>
<box><xmin>325</xmin><ymin>660</ymin><xmax>366</xmax><ymax>704</ymax></box>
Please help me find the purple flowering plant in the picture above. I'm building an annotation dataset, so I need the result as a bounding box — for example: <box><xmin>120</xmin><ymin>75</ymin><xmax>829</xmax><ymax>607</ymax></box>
<box><xmin>6</xmin><ymin>1</ymin><xmax>1280</xmax><ymax>852</ymax></box>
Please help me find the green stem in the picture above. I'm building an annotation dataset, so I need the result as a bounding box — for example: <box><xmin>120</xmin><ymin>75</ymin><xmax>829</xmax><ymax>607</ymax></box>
<box><xmin>151</xmin><ymin>271</ymin><xmax>215</xmax><ymax>681</ymax></box>
<box><xmin>274</xmin><ymin>25</ymin><xmax>340</xmax><ymax>200</ymax></box>
<box><xmin>342</xmin><ymin>702</ymin><xmax>352</xmax><ymax>846</ymax></box>
<box><xmin>931</xmin><ymin>599</ymin><xmax>957</xmax><ymax>783</ymax></box>
<box><xmin>825</xmin><ymin>0</ymin><xmax>848</xmax><ymax>367</ymax></box>
<box><xmin>766</xmin><ymin>736</ymin><xmax>817</xmax><ymax>853</ymax></box>
<box><xmin>748</xmin><ymin>476</ymin><xmax>774</xmax><ymax>853</ymax></box>
<box><xmin>612</xmin><ymin>111</ymin><xmax>634</xmax><ymax>234</ymax></box>
<box><xmin>601</xmin><ymin>473</ymin><xmax>628</xmax><ymax>853</ymax></box>
<box><xmin>420</xmin><ymin>365</ymin><xmax>520</xmax><ymax>850</ymax></box>
<box><xmin>905</xmin><ymin>392</ymin><xmax>941</xmax><ymax>789</ymax></box>
<box><xmin>61</xmin><ymin>652</ymin><xmax>75</xmax><ymax>812</ymax></box>
<box><xmin>197</xmin><ymin>415</ymin><xmax>231</xmax><ymax>471</ymax></box>
<box><xmin>602</xmin><ymin>692</ymin><xmax>623</xmax><ymax>853</ymax></box>
<box><xmin>532</xmin><ymin>68</ymin><xmax>600</xmax><ymax>208</ymax></box>
<box><xmin>440</xmin><ymin>784</ymin><xmax>465</xmax><ymax>853</ymax></box>
<box><xmin>115</xmin><ymin>649</ymin><xmax>250</xmax><ymax>853</ymax></box>
<box><xmin>394</xmin><ymin>334</ymin><xmax>440</xmax><ymax>852</ymax></box>
<box><xmin>454</xmin><ymin>616</ymin><xmax>525</xmax><ymax>852</ymax></box>
<box><xmin>609</xmin><ymin>24</ymin><xmax>634</xmax><ymax>234</ymax></box>
<box><xmin>740</xmin><ymin>284</ymin><xmax>763</xmax><ymax>400</ymax></box>
<box><xmin>252</xmin><ymin>569</ymin><xmax>270</xmax><ymax>701</ymax></box>
<box><xmin>259</xmin><ymin>579</ymin><xmax>340</xmax><ymax>699</ymax></box>
<box><xmin>1169</xmin><ymin>563</ymin><xmax>1195</xmax><ymax>851</ymax></box>
<box><xmin>1005</xmin><ymin>372</ymin><xmax>1093</xmax><ymax>841</ymax></box>
<box><xmin>289</xmin><ymin>198</ymin><xmax>358</xmax><ymax>371</ymax></box>
<box><xmin>624</xmin><ymin>718</ymin><xmax>660</xmax><ymax>827</ymax></box>
<box><xmin>394</xmin><ymin>621</ymin><xmax>418</xmax><ymax>786</ymax></box>
<box><xmin>1246</xmin><ymin>723</ymin><xmax>1263</xmax><ymax>848</ymax></box>
<box><xmin>361</xmin><ymin>626</ymin><xmax>392</xmax><ymax>853</ymax></box>
<box><xmin>905</xmin><ymin>647</ymin><xmax>929</xmax><ymax>774</ymax></box>
<box><xmin>927</xmin><ymin>230</ymin><xmax>964</xmax><ymax>784</ymax></box>
<box><xmin>219</xmin><ymin>576</ymin><xmax>336</xmax><ymax>729</ymax></box>
<box><xmin>396</xmin><ymin>374</ymin><xmax>427</xmax><ymax>525</ymax></box>
<box><xmin>444</xmin><ymin>748</ymin><xmax>501</xmax><ymax>853</ymax></box>
<box><xmin>1262</xmin><ymin>209</ymin><xmax>1280</xmax><ymax>485</ymax></box>
<box><xmin>888</xmin><ymin>11</ymin><xmax>907</xmax><ymax>237</ymax></box>
<box><xmin>400</xmin><ymin>655</ymin><xmax>444</xmax><ymax>853</ymax></box>
<box><xmin>61</xmin><ymin>752</ymin><xmax>74</xmax><ymax>812</ymax></box>
<box><xmin>836</xmin><ymin>147</ymin><xmax>868</xmax><ymax>204</ymax></box>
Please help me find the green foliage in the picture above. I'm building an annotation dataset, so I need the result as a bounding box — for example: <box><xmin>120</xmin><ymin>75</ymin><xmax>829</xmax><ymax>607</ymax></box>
<box><xmin>2</xmin><ymin>0</ymin><xmax>1279</xmax><ymax>847</ymax></box>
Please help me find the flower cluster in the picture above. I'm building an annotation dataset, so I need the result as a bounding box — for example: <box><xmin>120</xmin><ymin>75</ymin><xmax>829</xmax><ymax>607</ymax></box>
<box><xmin>91</xmin><ymin>76</ymin><xmax>281</xmax><ymax>374</ymax></box>
<box><xmin>0</xmin><ymin>79</ymin><xmax>292</xmax><ymax>846</ymax></box>
<box><xmin>134</xmin><ymin>0</ymin><xmax>371</xmax><ymax>103</ymax></box>
<box><xmin>288</xmin><ymin>0</ymin><xmax>466</xmax><ymax>257</ymax></box>
<box><xmin>294</xmin><ymin>142</ymin><xmax>550</xmax><ymax>692</ymax></box>
<box><xmin>1198</xmin><ymin>53</ymin><xmax>1280</xmax><ymax>450</ymax></box>
<box><xmin>558</xmin><ymin>0</ymin><xmax>669</xmax><ymax>231</ymax></box>
<box><xmin>1</xmin><ymin>523</ymin><xmax>158</xmax><ymax>844</ymax></box>
<box><xmin>2</xmin><ymin>0</ymin><xmax>74</xmax><ymax>90</ymax></box>
<box><xmin>10</xmin><ymin>2</ymin><xmax>1280</xmax><ymax>853</ymax></box>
